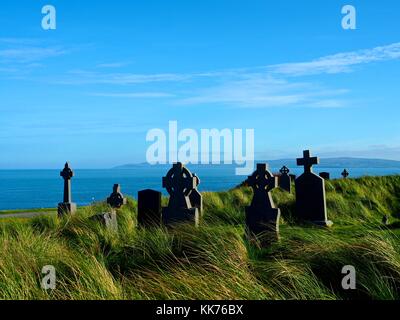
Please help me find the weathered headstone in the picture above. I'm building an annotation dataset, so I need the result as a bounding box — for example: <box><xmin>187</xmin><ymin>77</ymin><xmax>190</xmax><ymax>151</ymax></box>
<box><xmin>319</xmin><ymin>172</ymin><xmax>330</xmax><ymax>180</ymax></box>
<box><xmin>58</xmin><ymin>162</ymin><xmax>77</xmax><ymax>217</ymax></box>
<box><xmin>189</xmin><ymin>174</ymin><xmax>203</xmax><ymax>216</ymax></box>
<box><xmin>279</xmin><ymin>166</ymin><xmax>291</xmax><ymax>193</ymax></box>
<box><xmin>295</xmin><ymin>150</ymin><xmax>333</xmax><ymax>227</ymax></box>
<box><xmin>92</xmin><ymin>184</ymin><xmax>126</xmax><ymax>231</ymax></box>
<box><xmin>162</xmin><ymin>162</ymin><xmax>199</xmax><ymax>226</ymax></box>
<box><xmin>245</xmin><ymin>163</ymin><xmax>281</xmax><ymax>244</ymax></box>
<box><xmin>92</xmin><ymin>211</ymin><xmax>118</xmax><ymax>231</ymax></box>
<box><xmin>342</xmin><ymin>169</ymin><xmax>349</xmax><ymax>179</ymax></box>
<box><xmin>138</xmin><ymin>189</ymin><xmax>162</xmax><ymax>227</ymax></box>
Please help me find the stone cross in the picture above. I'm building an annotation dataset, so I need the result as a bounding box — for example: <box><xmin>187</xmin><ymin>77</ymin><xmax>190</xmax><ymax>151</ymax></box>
<box><xmin>58</xmin><ymin>162</ymin><xmax>77</xmax><ymax>216</ymax></box>
<box><xmin>245</xmin><ymin>163</ymin><xmax>281</xmax><ymax>244</ymax></box>
<box><xmin>61</xmin><ymin>162</ymin><xmax>74</xmax><ymax>203</ymax></box>
<box><xmin>297</xmin><ymin>150</ymin><xmax>319</xmax><ymax>174</ymax></box>
<box><xmin>162</xmin><ymin>162</ymin><xmax>199</xmax><ymax>226</ymax></box>
<box><xmin>295</xmin><ymin>150</ymin><xmax>332</xmax><ymax>227</ymax></box>
<box><xmin>341</xmin><ymin>169</ymin><xmax>349</xmax><ymax>179</ymax></box>
<box><xmin>279</xmin><ymin>166</ymin><xmax>291</xmax><ymax>193</ymax></box>
<box><xmin>107</xmin><ymin>184</ymin><xmax>127</xmax><ymax>209</ymax></box>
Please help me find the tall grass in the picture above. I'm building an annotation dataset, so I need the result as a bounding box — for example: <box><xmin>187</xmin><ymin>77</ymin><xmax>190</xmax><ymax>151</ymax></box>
<box><xmin>0</xmin><ymin>175</ymin><xmax>399</xmax><ymax>300</ymax></box>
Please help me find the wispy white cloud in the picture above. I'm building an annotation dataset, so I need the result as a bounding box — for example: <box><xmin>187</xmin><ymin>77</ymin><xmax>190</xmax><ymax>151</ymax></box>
<box><xmin>0</xmin><ymin>38</ymin><xmax>68</xmax><ymax>75</ymax></box>
<box><xmin>0</xmin><ymin>47</ymin><xmax>66</xmax><ymax>63</ymax></box>
<box><xmin>3</xmin><ymin>39</ymin><xmax>399</xmax><ymax>108</ymax></box>
<box><xmin>89</xmin><ymin>92</ymin><xmax>174</xmax><ymax>98</ymax></box>
<box><xmin>96</xmin><ymin>62</ymin><xmax>131</xmax><ymax>68</ymax></box>
<box><xmin>176</xmin><ymin>74</ymin><xmax>349</xmax><ymax>108</ymax></box>
<box><xmin>60</xmin><ymin>70</ymin><xmax>192</xmax><ymax>85</ymax></box>
<box><xmin>269</xmin><ymin>42</ymin><xmax>400</xmax><ymax>76</ymax></box>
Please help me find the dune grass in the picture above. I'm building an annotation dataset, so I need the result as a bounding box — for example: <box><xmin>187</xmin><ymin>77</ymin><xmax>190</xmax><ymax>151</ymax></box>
<box><xmin>0</xmin><ymin>175</ymin><xmax>399</xmax><ymax>300</ymax></box>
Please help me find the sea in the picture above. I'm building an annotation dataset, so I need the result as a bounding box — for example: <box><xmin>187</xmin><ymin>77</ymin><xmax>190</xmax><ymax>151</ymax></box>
<box><xmin>0</xmin><ymin>166</ymin><xmax>400</xmax><ymax>211</ymax></box>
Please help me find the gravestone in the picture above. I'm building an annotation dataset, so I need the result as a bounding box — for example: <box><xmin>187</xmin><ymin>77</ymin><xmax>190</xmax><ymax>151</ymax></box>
<box><xmin>189</xmin><ymin>174</ymin><xmax>203</xmax><ymax>216</ymax></box>
<box><xmin>289</xmin><ymin>174</ymin><xmax>297</xmax><ymax>182</ymax></box>
<box><xmin>92</xmin><ymin>184</ymin><xmax>126</xmax><ymax>231</ymax></box>
<box><xmin>92</xmin><ymin>211</ymin><xmax>118</xmax><ymax>231</ymax></box>
<box><xmin>58</xmin><ymin>162</ymin><xmax>77</xmax><ymax>217</ymax></box>
<box><xmin>107</xmin><ymin>184</ymin><xmax>127</xmax><ymax>208</ymax></box>
<box><xmin>279</xmin><ymin>166</ymin><xmax>291</xmax><ymax>193</ymax></box>
<box><xmin>245</xmin><ymin>163</ymin><xmax>281</xmax><ymax>243</ymax></box>
<box><xmin>342</xmin><ymin>169</ymin><xmax>349</xmax><ymax>179</ymax></box>
<box><xmin>138</xmin><ymin>189</ymin><xmax>162</xmax><ymax>227</ymax></box>
<box><xmin>319</xmin><ymin>172</ymin><xmax>330</xmax><ymax>180</ymax></box>
<box><xmin>295</xmin><ymin>150</ymin><xmax>333</xmax><ymax>227</ymax></box>
<box><xmin>162</xmin><ymin>162</ymin><xmax>199</xmax><ymax>226</ymax></box>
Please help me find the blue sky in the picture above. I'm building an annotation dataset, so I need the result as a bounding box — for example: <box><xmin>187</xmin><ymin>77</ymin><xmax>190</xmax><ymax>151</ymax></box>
<box><xmin>0</xmin><ymin>0</ymin><xmax>399</xmax><ymax>169</ymax></box>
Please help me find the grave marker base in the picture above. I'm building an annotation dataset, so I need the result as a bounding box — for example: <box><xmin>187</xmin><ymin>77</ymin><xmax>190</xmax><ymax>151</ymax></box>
<box><xmin>312</xmin><ymin>220</ymin><xmax>334</xmax><ymax>227</ymax></box>
<box><xmin>162</xmin><ymin>207</ymin><xmax>199</xmax><ymax>227</ymax></box>
<box><xmin>245</xmin><ymin>207</ymin><xmax>280</xmax><ymax>243</ymax></box>
<box><xmin>57</xmin><ymin>202</ymin><xmax>77</xmax><ymax>217</ymax></box>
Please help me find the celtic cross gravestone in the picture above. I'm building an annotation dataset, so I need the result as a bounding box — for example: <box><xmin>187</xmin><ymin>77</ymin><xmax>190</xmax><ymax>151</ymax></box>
<box><xmin>57</xmin><ymin>162</ymin><xmax>77</xmax><ymax>216</ymax></box>
<box><xmin>245</xmin><ymin>163</ymin><xmax>281</xmax><ymax>244</ymax></box>
<box><xmin>162</xmin><ymin>162</ymin><xmax>199</xmax><ymax>226</ymax></box>
<box><xmin>279</xmin><ymin>166</ymin><xmax>291</xmax><ymax>193</ymax></box>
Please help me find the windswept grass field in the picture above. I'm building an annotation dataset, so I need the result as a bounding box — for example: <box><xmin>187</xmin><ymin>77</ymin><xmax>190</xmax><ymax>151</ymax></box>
<box><xmin>0</xmin><ymin>176</ymin><xmax>399</xmax><ymax>300</ymax></box>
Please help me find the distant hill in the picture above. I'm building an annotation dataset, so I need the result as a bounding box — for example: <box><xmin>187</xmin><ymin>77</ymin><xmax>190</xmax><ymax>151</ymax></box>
<box><xmin>114</xmin><ymin>157</ymin><xmax>400</xmax><ymax>169</ymax></box>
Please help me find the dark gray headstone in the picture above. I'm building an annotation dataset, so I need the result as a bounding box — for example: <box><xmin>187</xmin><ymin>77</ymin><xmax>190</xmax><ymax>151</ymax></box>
<box><xmin>319</xmin><ymin>172</ymin><xmax>330</xmax><ymax>180</ymax></box>
<box><xmin>295</xmin><ymin>150</ymin><xmax>333</xmax><ymax>227</ymax></box>
<box><xmin>279</xmin><ymin>166</ymin><xmax>291</xmax><ymax>193</ymax></box>
<box><xmin>107</xmin><ymin>184</ymin><xmax>127</xmax><ymax>208</ymax></box>
<box><xmin>189</xmin><ymin>174</ymin><xmax>203</xmax><ymax>216</ymax></box>
<box><xmin>162</xmin><ymin>162</ymin><xmax>199</xmax><ymax>226</ymax></box>
<box><xmin>245</xmin><ymin>163</ymin><xmax>281</xmax><ymax>244</ymax></box>
<box><xmin>58</xmin><ymin>162</ymin><xmax>77</xmax><ymax>217</ymax></box>
<box><xmin>138</xmin><ymin>189</ymin><xmax>162</xmax><ymax>227</ymax></box>
<box><xmin>289</xmin><ymin>174</ymin><xmax>297</xmax><ymax>182</ymax></box>
<box><xmin>341</xmin><ymin>169</ymin><xmax>349</xmax><ymax>179</ymax></box>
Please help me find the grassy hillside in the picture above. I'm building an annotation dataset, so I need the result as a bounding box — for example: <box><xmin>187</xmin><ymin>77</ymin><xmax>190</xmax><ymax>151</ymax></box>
<box><xmin>0</xmin><ymin>176</ymin><xmax>399</xmax><ymax>300</ymax></box>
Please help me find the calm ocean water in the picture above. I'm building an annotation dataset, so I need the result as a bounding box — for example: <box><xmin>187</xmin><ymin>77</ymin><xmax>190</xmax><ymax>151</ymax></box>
<box><xmin>0</xmin><ymin>167</ymin><xmax>400</xmax><ymax>211</ymax></box>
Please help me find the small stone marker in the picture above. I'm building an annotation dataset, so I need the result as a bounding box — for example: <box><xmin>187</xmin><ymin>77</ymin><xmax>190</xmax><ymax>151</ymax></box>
<box><xmin>58</xmin><ymin>162</ymin><xmax>77</xmax><ymax>217</ymax></box>
<box><xmin>319</xmin><ymin>172</ymin><xmax>330</xmax><ymax>180</ymax></box>
<box><xmin>295</xmin><ymin>150</ymin><xmax>333</xmax><ymax>227</ymax></box>
<box><xmin>189</xmin><ymin>174</ymin><xmax>203</xmax><ymax>216</ymax></box>
<box><xmin>162</xmin><ymin>162</ymin><xmax>199</xmax><ymax>226</ymax></box>
<box><xmin>138</xmin><ymin>189</ymin><xmax>162</xmax><ymax>227</ymax></box>
<box><xmin>245</xmin><ymin>163</ymin><xmax>281</xmax><ymax>244</ymax></box>
<box><xmin>92</xmin><ymin>211</ymin><xmax>118</xmax><ymax>231</ymax></box>
<box><xmin>92</xmin><ymin>184</ymin><xmax>126</xmax><ymax>231</ymax></box>
<box><xmin>342</xmin><ymin>169</ymin><xmax>349</xmax><ymax>179</ymax></box>
<box><xmin>279</xmin><ymin>166</ymin><xmax>291</xmax><ymax>193</ymax></box>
